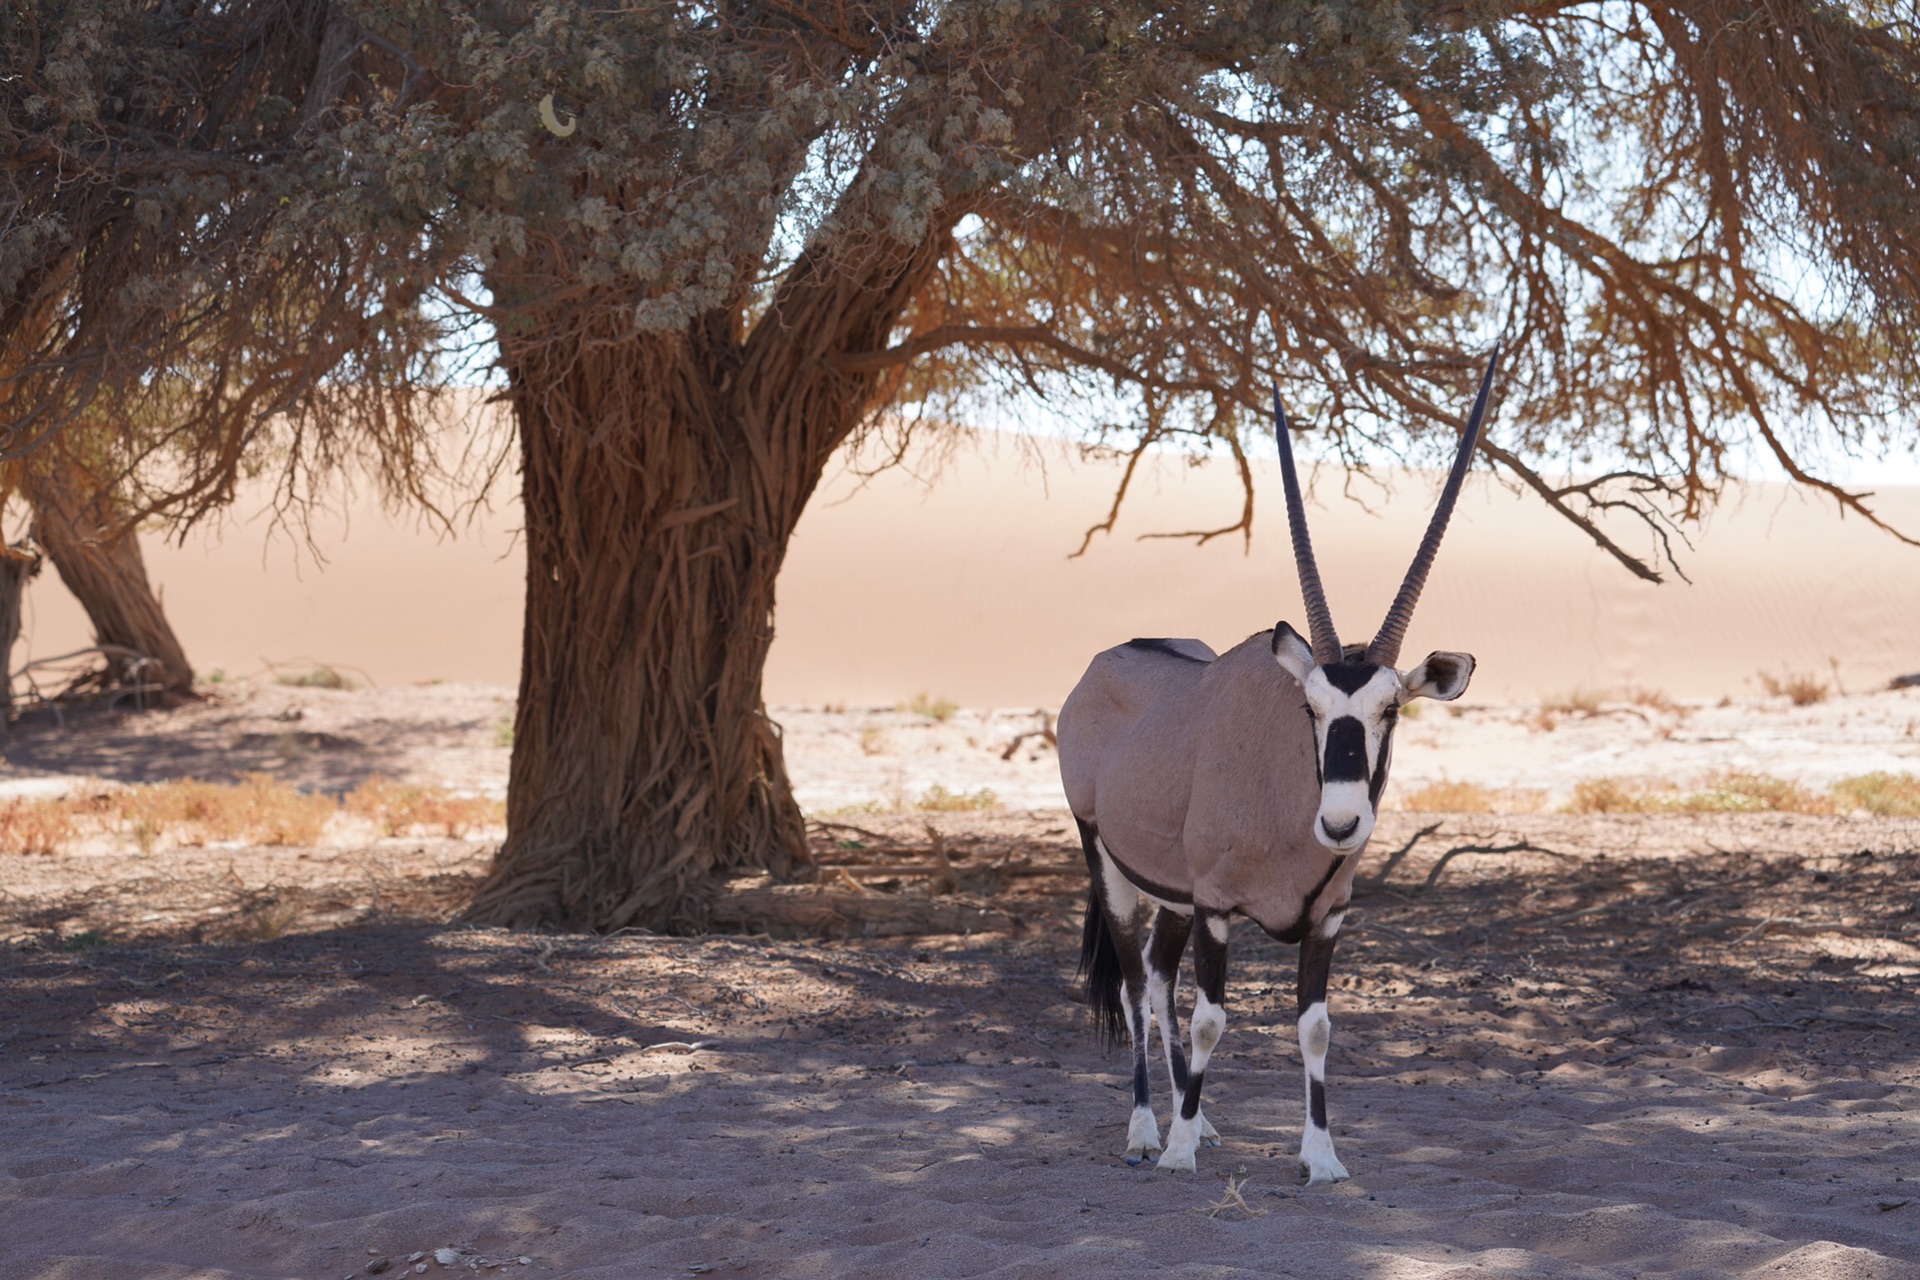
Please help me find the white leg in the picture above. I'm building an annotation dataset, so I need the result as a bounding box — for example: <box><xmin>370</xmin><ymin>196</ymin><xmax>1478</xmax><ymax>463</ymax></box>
<box><xmin>1121</xmin><ymin>977</ymin><xmax>1161</xmax><ymax>1164</ymax></box>
<box><xmin>1125</xmin><ymin>1103</ymin><xmax>1162</xmax><ymax>1163</ymax></box>
<box><xmin>1159</xmin><ymin>991</ymin><xmax>1224</xmax><ymax>1171</ymax></box>
<box><xmin>1297</xmin><ymin>999</ymin><xmax>1349</xmax><ymax>1184</ymax></box>
<box><xmin>1148</xmin><ymin>966</ymin><xmax>1179</xmax><ymax>1094</ymax></box>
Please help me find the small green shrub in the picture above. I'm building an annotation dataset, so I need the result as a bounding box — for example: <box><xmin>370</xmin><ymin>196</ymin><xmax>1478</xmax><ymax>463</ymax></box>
<box><xmin>903</xmin><ymin>692</ymin><xmax>959</xmax><ymax>722</ymax></box>
<box><xmin>1832</xmin><ymin>772</ymin><xmax>1920</xmax><ymax>817</ymax></box>
<box><xmin>275</xmin><ymin>665</ymin><xmax>358</xmax><ymax>691</ymax></box>
<box><xmin>915</xmin><ymin>785</ymin><xmax>999</xmax><ymax>812</ymax></box>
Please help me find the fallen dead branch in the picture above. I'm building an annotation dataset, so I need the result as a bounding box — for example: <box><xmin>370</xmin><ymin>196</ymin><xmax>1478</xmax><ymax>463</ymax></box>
<box><xmin>1422</xmin><ymin>839</ymin><xmax>1575</xmax><ymax>891</ymax></box>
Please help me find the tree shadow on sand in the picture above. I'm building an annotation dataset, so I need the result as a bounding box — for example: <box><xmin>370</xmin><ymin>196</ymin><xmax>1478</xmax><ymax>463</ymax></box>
<box><xmin>2</xmin><ymin>813</ymin><xmax>1918</xmax><ymax>1276</ymax></box>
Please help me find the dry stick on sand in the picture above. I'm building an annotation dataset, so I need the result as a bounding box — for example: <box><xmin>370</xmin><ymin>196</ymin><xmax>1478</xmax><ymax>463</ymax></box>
<box><xmin>1193</xmin><ymin>1173</ymin><xmax>1269</xmax><ymax>1219</ymax></box>
<box><xmin>1421</xmin><ymin>839</ymin><xmax>1577</xmax><ymax>891</ymax></box>
<box><xmin>999</xmin><ymin>712</ymin><xmax>1058</xmax><ymax>761</ymax></box>
<box><xmin>1354</xmin><ymin>821</ymin><xmax>1445</xmax><ymax>891</ymax></box>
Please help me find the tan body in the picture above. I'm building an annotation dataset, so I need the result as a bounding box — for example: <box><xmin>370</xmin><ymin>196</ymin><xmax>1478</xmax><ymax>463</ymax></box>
<box><xmin>1058</xmin><ymin>633</ymin><xmax>1357</xmax><ymax>941</ymax></box>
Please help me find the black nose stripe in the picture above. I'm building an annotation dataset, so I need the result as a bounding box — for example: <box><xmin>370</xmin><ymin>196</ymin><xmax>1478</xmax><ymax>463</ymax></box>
<box><xmin>1323</xmin><ymin>716</ymin><xmax>1369</xmax><ymax>782</ymax></box>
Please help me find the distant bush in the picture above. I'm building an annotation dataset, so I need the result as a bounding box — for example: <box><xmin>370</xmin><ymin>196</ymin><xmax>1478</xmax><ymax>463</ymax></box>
<box><xmin>1757</xmin><ymin>669</ymin><xmax>1829</xmax><ymax>706</ymax></box>
<box><xmin>1564</xmin><ymin>772</ymin><xmax>1829</xmax><ymax>815</ymax></box>
<box><xmin>1401</xmin><ymin>779</ymin><xmax>1499</xmax><ymax>813</ymax></box>
<box><xmin>275</xmin><ymin>665</ymin><xmax>359</xmax><ymax>691</ymax></box>
<box><xmin>0</xmin><ymin>798</ymin><xmax>78</xmax><ymax>855</ymax></box>
<box><xmin>1832</xmin><ymin>772</ymin><xmax>1920</xmax><ymax>817</ymax></box>
<box><xmin>903</xmin><ymin>692</ymin><xmax>959</xmax><ymax>722</ymax></box>
<box><xmin>0</xmin><ymin>775</ymin><xmax>506</xmax><ymax>856</ymax></box>
<box><xmin>115</xmin><ymin>774</ymin><xmax>338</xmax><ymax>846</ymax></box>
<box><xmin>915</xmin><ymin>785</ymin><xmax>999</xmax><ymax>812</ymax></box>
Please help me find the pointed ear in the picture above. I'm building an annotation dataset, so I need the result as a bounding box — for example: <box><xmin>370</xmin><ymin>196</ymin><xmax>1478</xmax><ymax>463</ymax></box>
<box><xmin>1402</xmin><ymin>651</ymin><xmax>1475</xmax><ymax>702</ymax></box>
<box><xmin>1272</xmin><ymin>621</ymin><xmax>1315</xmax><ymax>684</ymax></box>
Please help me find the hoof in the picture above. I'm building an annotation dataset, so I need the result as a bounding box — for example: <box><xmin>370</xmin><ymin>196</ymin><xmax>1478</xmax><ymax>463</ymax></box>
<box><xmin>1199</xmin><ymin>1115</ymin><xmax>1221</xmax><ymax>1148</ymax></box>
<box><xmin>1156</xmin><ymin>1147</ymin><xmax>1198</xmax><ymax>1173</ymax></box>
<box><xmin>1124</xmin><ymin>1109</ymin><xmax>1162</xmax><ymax>1165</ymax></box>
<box><xmin>1300</xmin><ymin>1157</ymin><xmax>1351</xmax><ymax>1186</ymax></box>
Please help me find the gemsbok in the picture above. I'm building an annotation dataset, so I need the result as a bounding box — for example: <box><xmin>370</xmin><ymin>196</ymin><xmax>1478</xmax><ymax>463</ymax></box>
<box><xmin>1057</xmin><ymin>349</ymin><xmax>1499</xmax><ymax>1180</ymax></box>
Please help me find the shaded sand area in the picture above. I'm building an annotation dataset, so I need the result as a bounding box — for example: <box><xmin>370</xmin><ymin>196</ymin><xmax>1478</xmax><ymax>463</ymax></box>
<box><xmin>4</xmin><ymin>695</ymin><xmax>1920</xmax><ymax>1277</ymax></box>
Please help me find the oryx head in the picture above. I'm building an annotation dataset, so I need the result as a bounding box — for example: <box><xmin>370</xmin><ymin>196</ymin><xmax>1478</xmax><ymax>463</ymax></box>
<box><xmin>1270</xmin><ymin>349</ymin><xmax>1498</xmax><ymax>852</ymax></box>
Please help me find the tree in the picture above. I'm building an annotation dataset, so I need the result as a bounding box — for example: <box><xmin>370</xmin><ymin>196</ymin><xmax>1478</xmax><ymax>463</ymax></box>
<box><xmin>25</xmin><ymin>447</ymin><xmax>195</xmax><ymax>699</ymax></box>
<box><xmin>8</xmin><ymin>1</ymin><xmax>1920</xmax><ymax>930</ymax></box>
<box><xmin>1</xmin><ymin>1</ymin><xmax>435</xmax><ymax>701</ymax></box>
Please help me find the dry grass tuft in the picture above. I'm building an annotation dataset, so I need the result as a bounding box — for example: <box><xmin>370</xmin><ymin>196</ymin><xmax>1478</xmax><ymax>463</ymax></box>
<box><xmin>1565</xmin><ymin>772</ymin><xmax>1831</xmax><ymax>816</ymax></box>
<box><xmin>234</xmin><ymin>900</ymin><xmax>303</xmax><ymax>942</ymax></box>
<box><xmin>344</xmin><ymin>777</ymin><xmax>504</xmax><ymax>837</ymax></box>
<box><xmin>1832</xmin><ymin>772</ymin><xmax>1920</xmax><ymax>817</ymax></box>
<box><xmin>1758</xmin><ymin>669</ymin><xmax>1830</xmax><ymax>706</ymax></box>
<box><xmin>915</xmin><ymin>785</ymin><xmax>1000</xmax><ymax>812</ymax></box>
<box><xmin>1400</xmin><ymin>779</ymin><xmax>1499</xmax><ymax>813</ymax></box>
<box><xmin>1547</xmin><ymin>689</ymin><xmax>1606</xmax><ymax>717</ymax></box>
<box><xmin>1682</xmin><ymin>772</ymin><xmax>1831</xmax><ymax>814</ymax></box>
<box><xmin>1564</xmin><ymin>777</ymin><xmax>1654</xmax><ymax>814</ymax></box>
<box><xmin>0</xmin><ymin>798</ymin><xmax>79</xmax><ymax>855</ymax></box>
<box><xmin>1627</xmin><ymin>686</ymin><xmax>1683</xmax><ymax>715</ymax></box>
<box><xmin>902</xmin><ymin>692</ymin><xmax>960</xmax><ymax>722</ymax></box>
<box><xmin>275</xmin><ymin>665</ymin><xmax>359</xmax><ymax>691</ymax></box>
<box><xmin>0</xmin><ymin>775</ymin><xmax>510</xmax><ymax>856</ymax></box>
<box><xmin>115</xmin><ymin>774</ymin><xmax>338</xmax><ymax>846</ymax></box>
<box><xmin>1398</xmin><ymin>779</ymin><xmax>1547</xmax><ymax>815</ymax></box>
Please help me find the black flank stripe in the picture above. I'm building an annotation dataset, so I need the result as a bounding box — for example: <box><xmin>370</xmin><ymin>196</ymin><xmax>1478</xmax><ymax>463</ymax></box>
<box><xmin>1106</xmin><ymin>849</ymin><xmax>1195</xmax><ymax>906</ymax></box>
<box><xmin>1124</xmin><ymin>638</ymin><xmax>1208</xmax><ymax>663</ymax></box>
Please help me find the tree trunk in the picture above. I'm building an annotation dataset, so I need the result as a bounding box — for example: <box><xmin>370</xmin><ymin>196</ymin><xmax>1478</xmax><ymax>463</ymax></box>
<box><xmin>464</xmin><ymin>201</ymin><xmax>950</xmax><ymax>932</ymax></box>
<box><xmin>463</xmin><ymin>326</ymin><xmax>820</xmax><ymax>933</ymax></box>
<box><xmin>27</xmin><ymin>459</ymin><xmax>195</xmax><ymax>698</ymax></box>
<box><xmin>0</xmin><ymin>545</ymin><xmax>42</xmax><ymax>749</ymax></box>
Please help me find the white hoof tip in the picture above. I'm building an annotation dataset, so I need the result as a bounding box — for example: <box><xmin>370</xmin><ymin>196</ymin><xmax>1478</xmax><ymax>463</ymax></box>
<box><xmin>1301</xmin><ymin>1164</ymin><xmax>1351</xmax><ymax>1186</ymax></box>
<box><xmin>1156</xmin><ymin>1152</ymin><xmax>1198</xmax><ymax>1173</ymax></box>
<box><xmin>1201</xmin><ymin>1134</ymin><xmax>1222</xmax><ymax>1148</ymax></box>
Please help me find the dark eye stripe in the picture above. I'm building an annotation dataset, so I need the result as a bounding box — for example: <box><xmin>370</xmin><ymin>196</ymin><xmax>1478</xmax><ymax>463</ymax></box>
<box><xmin>1369</xmin><ymin>721</ymin><xmax>1397</xmax><ymax>805</ymax></box>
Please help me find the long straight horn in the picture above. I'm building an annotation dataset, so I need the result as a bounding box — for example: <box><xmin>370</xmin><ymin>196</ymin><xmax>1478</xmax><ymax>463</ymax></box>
<box><xmin>1273</xmin><ymin>383</ymin><xmax>1343</xmax><ymax>665</ymax></box>
<box><xmin>1366</xmin><ymin>345</ymin><xmax>1501</xmax><ymax>668</ymax></box>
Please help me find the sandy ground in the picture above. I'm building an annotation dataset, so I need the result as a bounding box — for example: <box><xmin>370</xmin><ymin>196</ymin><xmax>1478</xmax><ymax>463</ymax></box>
<box><xmin>4</xmin><ymin>686</ymin><xmax>1920</xmax><ymax>1278</ymax></box>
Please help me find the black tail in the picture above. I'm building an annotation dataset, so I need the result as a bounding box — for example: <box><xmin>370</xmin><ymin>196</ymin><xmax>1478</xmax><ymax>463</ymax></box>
<box><xmin>1075</xmin><ymin>817</ymin><xmax>1128</xmax><ymax>1049</ymax></box>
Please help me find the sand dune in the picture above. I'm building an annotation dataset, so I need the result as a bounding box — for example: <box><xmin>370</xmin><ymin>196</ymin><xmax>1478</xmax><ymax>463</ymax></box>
<box><xmin>12</xmin><ymin>429</ymin><xmax>1920</xmax><ymax>706</ymax></box>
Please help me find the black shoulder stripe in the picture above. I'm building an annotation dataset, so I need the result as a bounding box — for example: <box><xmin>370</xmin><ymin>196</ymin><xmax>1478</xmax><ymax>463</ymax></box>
<box><xmin>1124</xmin><ymin>638</ymin><xmax>1208</xmax><ymax>663</ymax></box>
